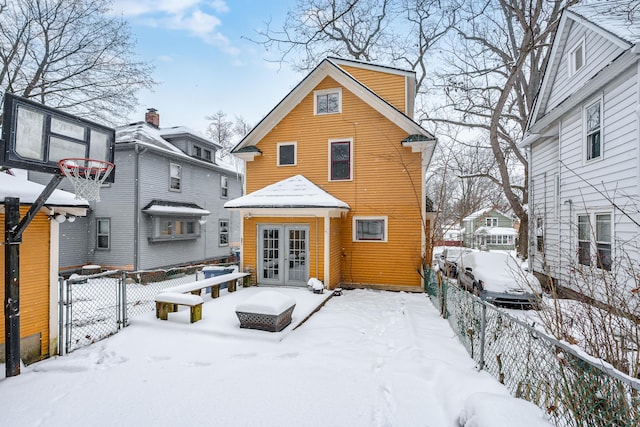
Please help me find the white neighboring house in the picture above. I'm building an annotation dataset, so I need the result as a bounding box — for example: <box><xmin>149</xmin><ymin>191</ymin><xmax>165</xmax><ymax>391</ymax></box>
<box><xmin>520</xmin><ymin>1</ymin><xmax>640</xmax><ymax>295</ymax></box>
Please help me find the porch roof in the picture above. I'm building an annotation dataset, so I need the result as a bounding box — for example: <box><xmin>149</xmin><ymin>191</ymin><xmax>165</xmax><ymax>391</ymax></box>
<box><xmin>224</xmin><ymin>175</ymin><xmax>350</xmax><ymax>211</ymax></box>
<box><xmin>474</xmin><ymin>226</ymin><xmax>517</xmax><ymax>236</ymax></box>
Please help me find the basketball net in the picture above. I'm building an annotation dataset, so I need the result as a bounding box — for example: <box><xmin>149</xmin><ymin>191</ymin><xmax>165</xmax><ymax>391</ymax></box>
<box><xmin>59</xmin><ymin>158</ymin><xmax>114</xmax><ymax>202</ymax></box>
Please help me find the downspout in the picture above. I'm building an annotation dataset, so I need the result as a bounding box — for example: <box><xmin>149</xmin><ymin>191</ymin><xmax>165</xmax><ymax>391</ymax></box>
<box><xmin>557</xmin><ymin>121</ymin><xmax>563</xmax><ymax>289</ymax></box>
<box><xmin>526</xmin><ymin>144</ymin><xmax>534</xmax><ymax>273</ymax></box>
<box><xmin>134</xmin><ymin>144</ymin><xmax>141</xmax><ymax>270</ymax></box>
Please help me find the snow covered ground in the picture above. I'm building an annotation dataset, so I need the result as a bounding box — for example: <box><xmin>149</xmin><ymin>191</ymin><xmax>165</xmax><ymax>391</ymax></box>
<box><xmin>0</xmin><ymin>288</ymin><xmax>551</xmax><ymax>426</ymax></box>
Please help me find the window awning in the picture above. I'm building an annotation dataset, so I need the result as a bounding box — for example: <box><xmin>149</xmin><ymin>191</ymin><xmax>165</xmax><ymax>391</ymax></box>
<box><xmin>142</xmin><ymin>200</ymin><xmax>210</xmax><ymax>217</ymax></box>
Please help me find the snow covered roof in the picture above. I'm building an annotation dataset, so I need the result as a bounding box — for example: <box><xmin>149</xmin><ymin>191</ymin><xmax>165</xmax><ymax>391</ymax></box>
<box><xmin>142</xmin><ymin>200</ymin><xmax>210</xmax><ymax>217</ymax></box>
<box><xmin>474</xmin><ymin>226</ymin><xmax>517</xmax><ymax>236</ymax></box>
<box><xmin>116</xmin><ymin>122</ymin><xmax>237</xmax><ymax>174</ymax></box>
<box><xmin>462</xmin><ymin>208</ymin><xmax>507</xmax><ymax>222</ymax></box>
<box><xmin>569</xmin><ymin>0</ymin><xmax>640</xmax><ymax>44</ymax></box>
<box><xmin>0</xmin><ymin>172</ymin><xmax>89</xmax><ymax>207</ymax></box>
<box><xmin>224</xmin><ymin>175</ymin><xmax>350</xmax><ymax>210</ymax></box>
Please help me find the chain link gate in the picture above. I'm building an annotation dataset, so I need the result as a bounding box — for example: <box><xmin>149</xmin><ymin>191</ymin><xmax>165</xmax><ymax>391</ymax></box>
<box><xmin>59</xmin><ymin>271</ymin><xmax>126</xmax><ymax>355</ymax></box>
<box><xmin>58</xmin><ymin>264</ymin><xmax>223</xmax><ymax>355</ymax></box>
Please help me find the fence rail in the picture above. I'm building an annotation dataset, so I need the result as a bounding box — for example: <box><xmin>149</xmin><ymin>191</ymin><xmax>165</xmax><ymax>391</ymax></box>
<box><xmin>424</xmin><ymin>266</ymin><xmax>640</xmax><ymax>427</ymax></box>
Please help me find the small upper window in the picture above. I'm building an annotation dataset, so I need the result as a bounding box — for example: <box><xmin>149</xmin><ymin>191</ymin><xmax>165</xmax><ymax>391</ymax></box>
<box><xmin>315</xmin><ymin>88</ymin><xmax>341</xmax><ymax>115</ymax></box>
<box><xmin>169</xmin><ymin>163</ymin><xmax>182</xmax><ymax>191</ymax></box>
<box><xmin>329</xmin><ymin>140</ymin><xmax>352</xmax><ymax>181</ymax></box>
<box><xmin>278</xmin><ymin>142</ymin><xmax>296</xmax><ymax>166</ymax></box>
<box><xmin>194</xmin><ymin>146</ymin><xmax>202</xmax><ymax>158</ymax></box>
<box><xmin>204</xmin><ymin>149</ymin><xmax>212</xmax><ymax>161</ymax></box>
<box><xmin>569</xmin><ymin>40</ymin><xmax>585</xmax><ymax>76</ymax></box>
<box><xmin>353</xmin><ymin>217</ymin><xmax>387</xmax><ymax>242</ymax></box>
<box><xmin>221</xmin><ymin>175</ymin><xmax>229</xmax><ymax>198</ymax></box>
<box><xmin>586</xmin><ymin>100</ymin><xmax>601</xmax><ymax>160</ymax></box>
<box><xmin>486</xmin><ymin>217</ymin><xmax>498</xmax><ymax>227</ymax></box>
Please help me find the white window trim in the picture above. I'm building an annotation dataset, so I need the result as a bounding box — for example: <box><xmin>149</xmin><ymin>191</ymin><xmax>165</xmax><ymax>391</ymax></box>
<box><xmin>277</xmin><ymin>142</ymin><xmax>297</xmax><ymax>166</ymax></box>
<box><xmin>568</xmin><ymin>37</ymin><xmax>586</xmax><ymax>77</ymax></box>
<box><xmin>583</xmin><ymin>96</ymin><xmax>603</xmax><ymax>163</ymax></box>
<box><xmin>314</xmin><ymin>88</ymin><xmax>342</xmax><ymax>115</ymax></box>
<box><xmin>169</xmin><ymin>162</ymin><xmax>182</xmax><ymax>192</ymax></box>
<box><xmin>352</xmin><ymin>216</ymin><xmax>388</xmax><ymax>242</ymax></box>
<box><xmin>328</xmin><ymin>138</ymin><xmax>353</xmax><ymax>182</ymax></box>
<box><xmin>486</xmin><ymin>217</ymin><xmax>498</xmax><ymax>227</ymax></box>
<box><xmin>576</xmin><ymin>210</ymin><xmax>614</xmax><ymax>271</ymax></box>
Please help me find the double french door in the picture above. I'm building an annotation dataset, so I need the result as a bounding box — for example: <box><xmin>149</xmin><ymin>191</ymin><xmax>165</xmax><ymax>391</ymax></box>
<box><xmin>259</xmin><ymin>225</ymin><xmax>309</xmax><ymax>286</ymax></box>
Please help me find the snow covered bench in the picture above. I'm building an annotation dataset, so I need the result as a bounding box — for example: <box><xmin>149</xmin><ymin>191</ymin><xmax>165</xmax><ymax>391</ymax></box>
<box><xmin>155</xmin><ymin>293</ymin><xmax>204</xmax><ymax>323</ymax></box>
<box><xmin>235</xmin><ymin>291</ymin><xmax>296</xmax><ymax>332</ymax></box>
<box><xmin>163</xmin><ymin>272</ymin><xmax>249</xmax><ymax>298</ymax></box>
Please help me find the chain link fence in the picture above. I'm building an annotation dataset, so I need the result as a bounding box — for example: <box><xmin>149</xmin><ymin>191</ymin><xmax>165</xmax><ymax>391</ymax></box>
<box><xmin>60</xmin><ymin>263</ymin><xmax>237</xmax><ymax>354</ymax></box>
<box><xmin>424</xmin><ymin>266</ymin><xmax>640</xmax><ymax>426</ymax></box>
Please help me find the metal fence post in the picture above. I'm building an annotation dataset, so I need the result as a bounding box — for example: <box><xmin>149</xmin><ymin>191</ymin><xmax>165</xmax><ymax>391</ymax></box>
<box><xmin>65</xmin><ymin>277</ymin><xmax>71</xmax><ymax>354</ymax></box>
<box><xmin>121</xmin><ymin>271</ymin><xmax>128</xmax><ymax>328</ymax></box>
<box><xmin>58</xmin><ymin>277</ymin><xmax>65</xmax><ymax>356</ymax></box>
<box><xmin>478</xmin><ymin>303</ymin><xmax>486</xmax><ymax>371</ymax></box>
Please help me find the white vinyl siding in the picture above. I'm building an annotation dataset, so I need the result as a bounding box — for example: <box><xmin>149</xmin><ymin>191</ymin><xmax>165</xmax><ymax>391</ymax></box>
<box><xmin>546</xmin><ymin>21</ymin><xmax>625</xmax><ymax>114</ymax></box>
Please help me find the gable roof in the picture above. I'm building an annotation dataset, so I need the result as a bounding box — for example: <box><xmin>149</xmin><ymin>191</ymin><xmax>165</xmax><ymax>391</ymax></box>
<box><xmin>224</xmin><ymin>175</ymin><xmax>349</xmax><ymax>210</ymax></box>
<box><xmin>231</xmin><ymin>58</ymin><xmax>435</xmax><ymax>164</ymax></box>
<box><xmin>524</xmin><ymin>1</ymin><xmax>640</xmax><ymax>138</ymax></box>
<box><xmin>462</xmin><ymin>208</ymin><xmax>508</xmax><ymax>222</ymax></box>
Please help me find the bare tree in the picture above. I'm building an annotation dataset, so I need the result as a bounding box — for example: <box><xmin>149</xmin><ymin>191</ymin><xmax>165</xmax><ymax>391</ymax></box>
<box><xmin>233</xmin><ymin>115</ymin><xmax>252</xmax><ymax>139</ymax></box>
<box><xmin>255</xmin><ymin>0</ymin><xmax>578</xmax><ymax>257</ymax></box>
<box><xmin>206</xmin><ymin>110</ymin><xmax>234</xmax><ymax>155</ymax></box>
<box><xmin>0</xmin><ymin>0</ymin><xmax>155</xmax><ymax>125</ymax></box>
<box><xmin>428</xmin><ymin>0</ymin><xmax>575</xmax><ymax>256</ymax></box>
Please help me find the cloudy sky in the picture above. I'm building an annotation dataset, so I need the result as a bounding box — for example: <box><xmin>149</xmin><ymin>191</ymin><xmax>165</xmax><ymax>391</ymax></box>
<box><xmin>112</xmin><ymin>0</ymin><xmax>301</xmax><ymax>135</ymax></box>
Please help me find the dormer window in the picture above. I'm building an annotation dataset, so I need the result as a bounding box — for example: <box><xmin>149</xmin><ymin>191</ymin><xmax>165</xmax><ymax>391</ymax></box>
<box><xmin>204</xmin><ymin>149</ymin><xmax>212</xmax><ymax>161</ymax></box>
<box><xmin>194</xmin><ymin>146</ymin><xmax>202</xmax><ymax>158</ymax></box>
<box><xmin>314</xmin><ymin>88</ymin><xmax>342</xmax><ymax>115</ymax></box>
<box><xmin>568</xmin><ymin>39</ymin><xmax>585</xmax><ymax>76</ymax></box>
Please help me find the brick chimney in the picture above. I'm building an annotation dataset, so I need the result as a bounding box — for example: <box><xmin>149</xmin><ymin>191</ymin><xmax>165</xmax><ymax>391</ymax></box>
<box><xmin>145</xmin><ymin>108</ymin><xmax>159</xmax><ymax>127</ymax></box>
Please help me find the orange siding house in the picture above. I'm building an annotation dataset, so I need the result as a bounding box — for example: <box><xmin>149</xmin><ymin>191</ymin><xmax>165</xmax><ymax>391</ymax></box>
<box><xmin>226</xmin><ymin>58</ymin><xmax>436</xmax><ymax>291</ymax></box>
<box><xmin>0</xmin><ymin>173</ymin><xmax>87</xmax><ymax>363</ymax></box>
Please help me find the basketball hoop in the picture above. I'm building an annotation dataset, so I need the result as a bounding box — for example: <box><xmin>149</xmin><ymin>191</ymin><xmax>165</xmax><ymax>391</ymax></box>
<box><xmin>59</xmin><ymin>158</ymin><xmax>114</xmax><ymax>202</ymax></box>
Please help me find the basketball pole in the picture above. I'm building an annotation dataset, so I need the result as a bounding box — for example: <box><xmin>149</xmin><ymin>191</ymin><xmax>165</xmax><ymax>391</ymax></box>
<box><xmin>4</xmin><ymin>174</ymin><xmax>64</xmax><ymax>377</ymax></box>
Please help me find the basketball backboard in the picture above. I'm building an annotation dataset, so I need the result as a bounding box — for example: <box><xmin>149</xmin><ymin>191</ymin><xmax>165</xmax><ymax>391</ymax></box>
<box><xmin>1</xmin><ymin>93</ymin><xmax>115</xmax><ymax>182</ymax></box>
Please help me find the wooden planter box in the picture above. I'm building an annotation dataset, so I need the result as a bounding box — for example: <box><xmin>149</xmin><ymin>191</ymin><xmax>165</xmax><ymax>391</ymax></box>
<box><xmin>235</xmin><ymin>291</ymin><xmax>296</xmax><ymax>332</ymax></box>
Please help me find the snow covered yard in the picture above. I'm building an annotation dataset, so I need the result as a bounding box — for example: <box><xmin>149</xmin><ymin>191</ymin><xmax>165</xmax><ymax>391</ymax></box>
<box><xmin>0</xmin><ymin>289</ymin><xmax>550</xmax><ymax>426</ymax></box>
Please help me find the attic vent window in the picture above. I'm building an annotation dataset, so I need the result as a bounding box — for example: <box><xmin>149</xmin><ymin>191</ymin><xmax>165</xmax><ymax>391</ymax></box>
<box><xmin>314</xmin><ymin>88</ymin><xmax>342</xmax><ymax>115</ymax></box>
<box><xmin>568</xmin><ymin>39</ymin><xmax>585</xmax><ymax>76</ymax></box>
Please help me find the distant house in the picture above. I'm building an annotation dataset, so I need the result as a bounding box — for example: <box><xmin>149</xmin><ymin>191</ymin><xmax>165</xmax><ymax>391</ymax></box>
<box><xmin>30</xmin><ymin>110</ymin><xmax>242</xmax><ymax>272</ymax></box>
<box><xmin>226</xmin><ymin>57</ymin><xmax>436</xmax><ymax>291</ymax></box>
<box><xmin>0</xmin><ymin>172</ymin><xmax>87</xmax><ymax>363</ymax></box>
<box><xmin>462</xmin><ymin>208</ymin><xmax>516</xmax><ymax>250</ymax></box>
<box><xmin>521</xmin><ymin>1</ymin><xmax>640</xmax><ymax>293</ymax></box>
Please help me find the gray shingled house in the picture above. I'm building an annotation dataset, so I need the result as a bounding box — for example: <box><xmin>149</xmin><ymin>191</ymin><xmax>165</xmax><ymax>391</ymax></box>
<box><xmin>30</xmin><ymin>109</ymin><xmax>242</xmax><ymax>272</ymax></box>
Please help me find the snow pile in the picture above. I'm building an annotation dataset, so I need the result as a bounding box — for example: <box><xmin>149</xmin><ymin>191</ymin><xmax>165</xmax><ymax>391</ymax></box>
<box><xmin>236</xmin><ymin>290</ymin><xmax>296</xmax><ymax>315</ymax></box>
<box><xmin>458</xmin><ymin>392</ymin><xmax>552</xmax><ymax>427</ymax></box>
<box><xmin>307</xmin><ymin>277</ymin><xmax>324</xmax><ymax>293</ymax></box>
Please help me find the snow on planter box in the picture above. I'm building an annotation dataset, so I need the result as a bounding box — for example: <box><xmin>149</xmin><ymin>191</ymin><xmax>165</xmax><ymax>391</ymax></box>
<box><xmin>235</xmin><ymin>291</ymin><xmax>296</xmax><ymax>332</ymax></box>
